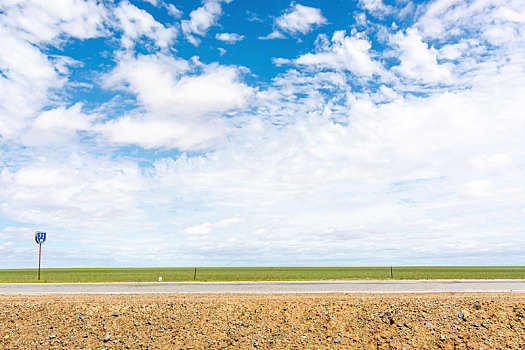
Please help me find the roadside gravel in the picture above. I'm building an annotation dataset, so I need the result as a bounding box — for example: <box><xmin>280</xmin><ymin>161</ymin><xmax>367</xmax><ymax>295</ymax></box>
<box><xmin>1</xmin><ymin>293</ymin><xmax>525</xmax><ymax>349</ymax></box>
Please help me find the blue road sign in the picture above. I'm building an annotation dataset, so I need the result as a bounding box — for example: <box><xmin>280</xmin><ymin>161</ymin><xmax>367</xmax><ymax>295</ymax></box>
<box><xmin>35</xmin><ymin>231</ymin><xmax>47</xmax><ymax>244</ymax></box>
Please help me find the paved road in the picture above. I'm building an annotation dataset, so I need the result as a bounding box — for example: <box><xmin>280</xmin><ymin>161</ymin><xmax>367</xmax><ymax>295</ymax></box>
<box><xmin>1</xmin><ymin>280</ymin><xmax>525</xmax><ymax>294</ymax></box>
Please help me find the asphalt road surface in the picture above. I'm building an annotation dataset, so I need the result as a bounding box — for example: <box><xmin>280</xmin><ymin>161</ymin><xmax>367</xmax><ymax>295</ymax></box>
<box><xmin>1</xmin><ymin>280</ymin><xmax>525</xmax><ymax>294</ymax></box>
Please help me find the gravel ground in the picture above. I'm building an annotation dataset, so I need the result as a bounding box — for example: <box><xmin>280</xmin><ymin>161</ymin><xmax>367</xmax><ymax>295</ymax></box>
<box><xmin>1</xmin><ymin>293</ymin><xmax>525</xmax><ymax>349</ymax></box>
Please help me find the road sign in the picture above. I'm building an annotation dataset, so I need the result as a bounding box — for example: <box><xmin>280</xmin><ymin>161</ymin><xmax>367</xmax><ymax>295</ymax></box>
<box><xmin>35</xmin><ymin>231</ymin><xmax>46</xmax><ymax>245</ymax></box>
<box><xmin>34</xmin><ymin>231</ymin><xmax>47</xmax><ymax>281</ymax></box>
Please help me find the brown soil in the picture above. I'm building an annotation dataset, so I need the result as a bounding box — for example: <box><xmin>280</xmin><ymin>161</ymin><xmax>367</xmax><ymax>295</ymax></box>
<box><xmin>1</xmin><ymin>293</ymin><xmax>525</xmax><ymax>349</ymax></box>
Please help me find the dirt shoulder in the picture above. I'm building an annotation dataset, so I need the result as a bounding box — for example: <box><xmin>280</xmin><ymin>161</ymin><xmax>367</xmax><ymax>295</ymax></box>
<box><xmin>1</xmin><ymin>293</ymin><xmax>525</xmax><ymax>349</ymax></box>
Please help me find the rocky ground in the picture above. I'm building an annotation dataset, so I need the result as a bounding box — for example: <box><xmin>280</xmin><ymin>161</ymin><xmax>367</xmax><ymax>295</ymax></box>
<box><xmin>1</xmin><ymin>293</ymin><xmax>525</xmax><ymax>349</ymax></box>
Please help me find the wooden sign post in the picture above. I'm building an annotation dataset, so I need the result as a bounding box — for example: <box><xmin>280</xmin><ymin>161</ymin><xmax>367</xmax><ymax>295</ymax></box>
<box><xmin>34</xmin><ymin>231</ymin><xmax>47</xmax><ymax>281</ymax></box>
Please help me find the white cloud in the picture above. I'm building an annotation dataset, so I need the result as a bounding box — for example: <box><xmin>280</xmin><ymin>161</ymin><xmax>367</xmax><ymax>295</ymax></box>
<box><xmin>417</xmin><ymin>0</ymin><xmax>525</xmax><ymax>42</ymax></box>
<box><xmin>483</xmin><ymin>24</ymin><xmax>519</xmax><ymax>46</ymax></box>
<box><xmin>403</xmin><ymin>0</ymin><xmax>525</xmax><ymax>95</ymax></box>
<box><xmin>438</xmin><ymin>42</ymin><xmax>468</xmax><ymax>60</ymax></box>
<box><xmin>468</xmin><ymin>154</ymin><xmax>513</xmax><ymax>171</ymax></box>
<box><xmin>0</xmin><ymin>1</ymin><xmax>106</xmax><ymax>140</ymax></box>
<box><xmin>172</xmin><ymin>66</ymin><xmax>252</xmax><ymax>113</ymax></box>
<box><xmin>142</xmin><ymin>0</ymin><xmax>159</xmax><ymax>6</ymax></box>
<box><xmin>101</xmin><ymin>53</ymin><xmax>253</xmax><ymax>149</ymax></box>
<box><xmin>181</xmin><ymin>0</ymin><xmax>232</xmax><ymax>46</ymax></box>
<box><xmin>358</xmin><ymin>0</ymin><xmax>392</xmax><ymax>15</ymax></box>
<box><xmin>259</xmin><ymin>30</ymin><xmax>286</xmax><ymax>40</ymax></box>
<box><xmin>114</xmin><ymin>1</ymin><xmax>177</xmax><ymax>49</ymax></box>
<box><xmin>415</xmin><ymin>0</ymin><xmax>525</xmax><ymax>73</ymax></box>
<box><xmin>216</xmin><ymin>32</ymin><xmax>245</xmax><ymax>44</ymax></box>
<box><xmin>141</xmin><ymin>0</ymin><xmax>182</xmax><ymax>18</ymax></box>
<box><xmin>95</xmin><ymin>116</ymin><xmax>225</xmax><ymax>150</ymax></box>
<box><xmin>166</xmin><ymin>4</ymin><xmax>183</xmax><ymax>18</ymax></box>
<box><xmin>0</xmin><ymin>28</ymin><xmax>63</xmax><ymax>138</ymax></box>
<box><xmin>263</xmin><ymin>3</ymin><xmax>326</xmax><ymax>39</ymax></box>
<box><xmin>390</xmin><ymin>28</ymin><xmax>451</xmax><ymax>84</ymax></box>
<box><xmin>276</xmin><ymin>4</ymin><xmax>326</xmax><ymax>35</ymax></box>
<box><xmin>0</xmin><ymin>0</ymin><xmax>107</xmax><ymax>44</ymax></box>
<box><xmin>290</xmin><ymin>31</ymin><xmax>381</xmax><ymax>76</ymax></box>
<box><xmin>184</xmin><ymin>217</ymin><xmax>241</xmax><ymax>235</ymax></box>
<box><xmin>0</xmin><ymin>227</ymin><xmax>34</xmax><ymax>242</ymax></box>
<box><xmin>104</xmin><ymin>53</ymin><xmax>190</xmax><ymax>108</ymax></box>
<box><xmin>21</xmin><ymin>104</ymin><xmax>94</xmax><ymax>146</ymax></box>
<box><xmin>0</xmin><ymin>154</ymin><xmax>146</xmax><ymax>228</ymax></box>
<box><xmin>104</xmin><ymin>53</ymin><xmax>252</xmax><ymax>116</ymax></box>
<box><xmin>460</xmin><ymin>180</ymin><xmax>494</xmax><ymax>199</ymax></box>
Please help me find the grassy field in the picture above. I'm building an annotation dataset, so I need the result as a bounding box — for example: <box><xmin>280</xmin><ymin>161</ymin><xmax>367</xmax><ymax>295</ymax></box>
<box><xmin>0</xmin><ymin>266</ymin><xmax>524</xmax><ymax>283</ymax></box>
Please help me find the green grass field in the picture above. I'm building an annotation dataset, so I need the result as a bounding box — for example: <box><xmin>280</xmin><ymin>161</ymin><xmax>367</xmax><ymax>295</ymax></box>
<box><xmin>0</xmin><ymin>266</ymin><xmax>524</xmax><ymax>283</ymax></box>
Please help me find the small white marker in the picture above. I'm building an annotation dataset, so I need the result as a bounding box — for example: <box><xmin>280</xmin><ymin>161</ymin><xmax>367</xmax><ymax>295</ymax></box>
<box><xmin>158</xmin><ymin>276</ymin><xmax>162</xmax><ymax>282</ymax></box>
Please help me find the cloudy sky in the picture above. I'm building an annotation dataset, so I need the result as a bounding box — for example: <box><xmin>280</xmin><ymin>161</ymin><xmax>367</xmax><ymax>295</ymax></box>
<box><xmin>1</xmin><ymin>0</ymin><xmax>524</xmax><ymax>268</ymax></box>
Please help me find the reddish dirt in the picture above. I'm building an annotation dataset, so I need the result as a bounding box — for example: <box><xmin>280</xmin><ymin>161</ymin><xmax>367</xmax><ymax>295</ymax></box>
<box><xmin>1</xmin><ymin>293</ymin><xmax>525</xmax><ymax>349</ymax></box>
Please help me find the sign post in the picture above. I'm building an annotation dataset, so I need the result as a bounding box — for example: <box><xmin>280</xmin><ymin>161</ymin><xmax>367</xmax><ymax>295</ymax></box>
<box><xmin>34</xmin><ymin>231</ymin><xmax>47</xmax><ymax>281</ymax></box>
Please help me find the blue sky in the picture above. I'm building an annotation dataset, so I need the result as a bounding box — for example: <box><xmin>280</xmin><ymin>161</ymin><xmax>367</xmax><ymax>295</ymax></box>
<box><xmin>1</xmin><ymin>0</ymin><xmax>524</xmax><ymax>268</ymax></box>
